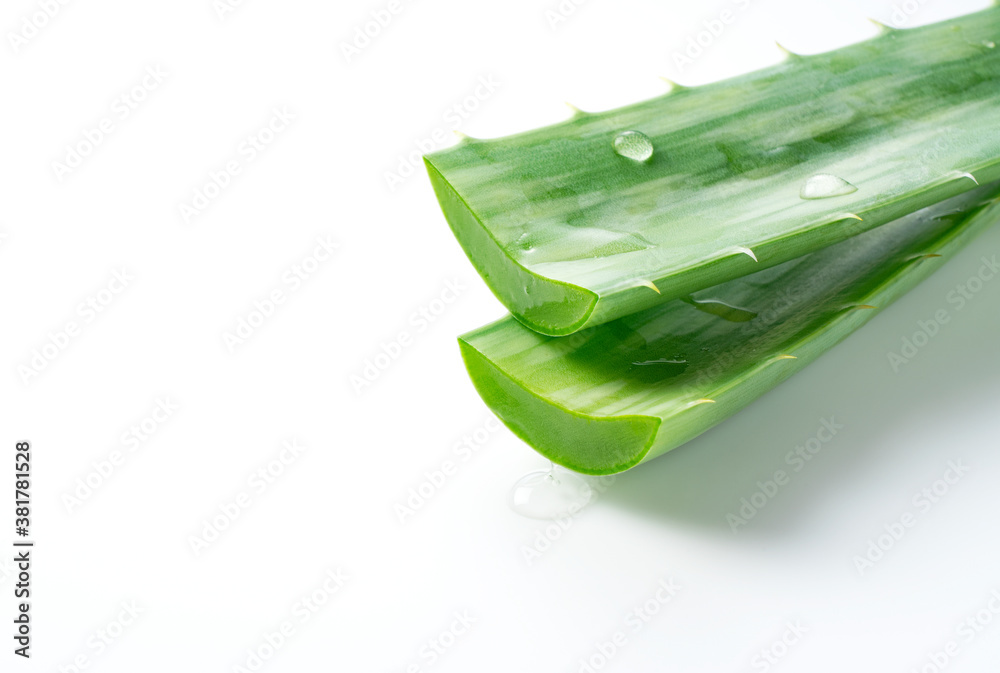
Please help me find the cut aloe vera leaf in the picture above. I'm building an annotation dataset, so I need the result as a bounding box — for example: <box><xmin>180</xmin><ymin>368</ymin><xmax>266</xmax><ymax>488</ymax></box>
<box><xmin>458</xmin><ymin>182</ymin><xmax>1000</xmax><ymax>475</ymax></box>
<box><xmin>427</xmin><ymin>7</ymin><xmax>1000</xmax><ymax>336</ymax></box>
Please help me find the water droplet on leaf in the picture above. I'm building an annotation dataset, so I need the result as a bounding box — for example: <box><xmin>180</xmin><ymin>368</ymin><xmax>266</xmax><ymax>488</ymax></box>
<box><xmin>800</xmin><ymin>174</ymin><xmax>858</xmax><ymax>199</ymax></box>
<box><xmin>613</xmin><ymin>131</ymin><xmax>654</xmax><ymax>162</ymax></box>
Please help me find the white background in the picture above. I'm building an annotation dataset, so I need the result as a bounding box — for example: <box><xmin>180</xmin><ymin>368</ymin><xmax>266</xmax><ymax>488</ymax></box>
<box><xmin>2</xmin><ymin>0</ymin><xmax>1000</xmax><ymax>671</ymax></box>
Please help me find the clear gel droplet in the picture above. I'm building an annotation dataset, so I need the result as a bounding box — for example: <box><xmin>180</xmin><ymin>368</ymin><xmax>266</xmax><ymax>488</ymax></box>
<box><xmin>509</xmin><ymin>465</ymin><xmax>593</xmax><ymax>520</ymax></box>
<box><xmin>613</xmin><ymin>131</ymin><xmax>654</xmax><ymax>162</ymax></box>
<box><xmin>800</xmin><ymin>174</ymin><xmax>858</xmax><ymax>199</ymax></box>
<box><xmin>633</xmin><ymin>358</ymin><xmax>687</xmax><ymax>366</ymax></box>
<box><xmin>682</xmin><ymin>297</ymin><xmax>758</xmax><ymax>322</ymax></box>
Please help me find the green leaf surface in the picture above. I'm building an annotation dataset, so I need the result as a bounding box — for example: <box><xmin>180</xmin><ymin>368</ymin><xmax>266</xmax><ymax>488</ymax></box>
<box><xmin>458</xmin><ymin>183</ymin><xmax>1000</xmax><ymax>474</ymax></box>
<box><xmin>427</xmin><ymin>7</ymin><xmax>1000</xmax><ymax>335</ymax></box>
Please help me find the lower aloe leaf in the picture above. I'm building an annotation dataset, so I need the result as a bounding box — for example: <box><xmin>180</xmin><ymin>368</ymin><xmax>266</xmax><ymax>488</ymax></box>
<box><xmin>427</xmin><ymin>7</ymin><xmax>1000</xmax><ymax>336</ymax></box>
<box><xmin>458</xmin><ymin>182</ymin><xmax>1000</xmax><ymax>475</ymax></box>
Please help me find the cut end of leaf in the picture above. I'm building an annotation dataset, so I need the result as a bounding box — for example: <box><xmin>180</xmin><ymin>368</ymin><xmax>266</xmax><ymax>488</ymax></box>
<box><xmin>458</xmin><ymin>338</ymin><xmax>660</xmax><ymax>475</ymax></box>
<box><xmin>425</xmin><ymin>158</ymin><xmax>598</xmax><ymax>336</ymax></box>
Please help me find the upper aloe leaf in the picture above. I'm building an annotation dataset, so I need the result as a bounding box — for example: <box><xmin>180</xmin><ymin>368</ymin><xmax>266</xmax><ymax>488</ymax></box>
<box><xmin>458</xmin><ymin>183</ymin><xmax>1000</xmax><ymax>475</ymax></box>
<box><xmin>427</xmin><ymin>7</ymin><xmax>1000</xmax><ymax>335</ymax></box>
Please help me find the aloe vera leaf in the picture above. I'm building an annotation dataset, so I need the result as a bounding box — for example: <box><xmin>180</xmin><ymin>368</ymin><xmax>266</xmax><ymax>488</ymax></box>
<box><xmin>426</xmin><ymin>7</ymin><xmax>1000</xmax><ymax>336</ymax></box>
<box><xmin>457</xmin><ymin>182</ymin><xmax>1000</xmax><ymax>475</ymax></box>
